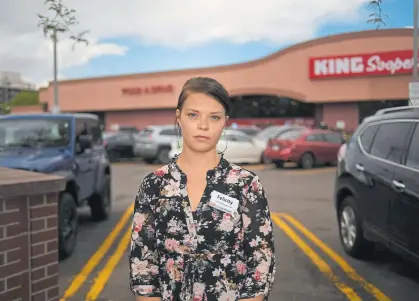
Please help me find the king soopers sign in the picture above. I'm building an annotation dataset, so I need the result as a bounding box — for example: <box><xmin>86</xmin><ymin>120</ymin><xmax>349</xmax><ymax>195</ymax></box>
<box><xmin>309</xmin><ymin>50</ymin><xmax>418</xmax><ymax>79</ymax></box>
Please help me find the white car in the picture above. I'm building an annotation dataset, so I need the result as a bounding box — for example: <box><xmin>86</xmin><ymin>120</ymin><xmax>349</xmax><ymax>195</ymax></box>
<box><xmin>169</xmin><ymin>129</ymin><xmax>266</xmax><ymax>164</ymax></box>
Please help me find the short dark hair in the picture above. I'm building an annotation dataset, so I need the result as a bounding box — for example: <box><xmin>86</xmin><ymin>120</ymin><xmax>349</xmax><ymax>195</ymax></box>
<box><xmin>176</xmin><ymin>77</ymin><xmax>232</xmax><ymax>116</ymax></box>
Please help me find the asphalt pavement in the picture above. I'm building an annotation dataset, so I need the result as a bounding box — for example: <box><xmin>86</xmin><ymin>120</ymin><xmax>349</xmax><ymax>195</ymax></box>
<box><xmin>57</xmin><ymin>162</ymin><xmax>419</xmax><ymax>301</ymax></box>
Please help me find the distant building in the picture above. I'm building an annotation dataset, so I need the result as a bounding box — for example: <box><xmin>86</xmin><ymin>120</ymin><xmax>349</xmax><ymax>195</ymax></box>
<box><xmin>0</xmin><ymin>71</ymin><xmax>35</xmax><ymax>103</ymax></box>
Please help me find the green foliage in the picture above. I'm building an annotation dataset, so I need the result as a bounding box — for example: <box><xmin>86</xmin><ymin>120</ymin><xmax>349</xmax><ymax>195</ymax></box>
<box><xmin>367</xmin><ymin>0</ymin><xmax>389</xmax><ymax>29</ymax></box>
<box><xmin>37</xmin><ymin>0</ymin><xmax>89</xmax><ymax>49</ymax></box>
<box><xmin>11</xmin><ymin>91</ymin><xmax>39</xmax><ymax>106</ymax></box>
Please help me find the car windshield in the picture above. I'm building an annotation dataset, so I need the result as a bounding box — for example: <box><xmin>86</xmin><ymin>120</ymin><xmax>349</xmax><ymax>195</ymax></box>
<box><xmin>0</xmin><ymin>118</ymin><xmax>71</xmax><ymax>148</ymax></box>
<box><xmin>277</xmin><ymin>130</ymin><xmax>304</xmax><ymax>140</ymax></box>
<box><xmin>236</xmin><ymin>128</ymin><xmax>259</xmax><ymax>136</ymax></box>
<box><xmin>255</xmin><ymin>126</ymin><xmax>280</xmax><ymax>139</ymax></box>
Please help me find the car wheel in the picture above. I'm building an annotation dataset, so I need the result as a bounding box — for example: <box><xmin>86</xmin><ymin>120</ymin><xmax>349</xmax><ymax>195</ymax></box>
<box><xmin>58</xmin><ymin>192</ymin><xmax>78</xmax><ymax>260</ymax></box>
<box><xmin>338</xmin><ymin>196</ymin><xmax>375</xmax><ymax>259</ymax></box>
<box><xmin>90</xmin><ymin>175</ymin><xmax>112</xmax><ymax>221</ymax></box>
<box><xmin>157</xmin><ymin>148</ymin><xmax>170</xmax><ymax>164</ymax></box>
<box><xmin>299</xmin><ymin>152</ymin><xmax>315</xmax><ymax>169</ymax></box>
<box><xmin>273</xmin><ymin>160</ymin><xmax>284</xmax><ymax>168</ymax></box>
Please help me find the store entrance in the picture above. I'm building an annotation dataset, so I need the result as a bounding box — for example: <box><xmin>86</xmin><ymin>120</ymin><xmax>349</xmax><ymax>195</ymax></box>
<box><xmin>229</xmin><ymin>94</ymin><xmax>315</xmax><ymax>127</ymax></box>
<box><xmin>358</xmin><ymin>100</ymin><xmax>409</xmax><ymax>123</ymax></box>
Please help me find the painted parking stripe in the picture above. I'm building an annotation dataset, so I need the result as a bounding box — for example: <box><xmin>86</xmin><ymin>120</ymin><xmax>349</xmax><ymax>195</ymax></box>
<box><xmin>278</xmin><ymin>213</ymin><xmax>391</xmax><ymax>301</ymax></box>
<box><xmin>59</xmin><ymin>203</ymin><xmax>134</xmax><ymax>301</ymax></box>
<box><xmin>271</xmin><ymin>214</ymin><xmax>362</xmax><ymax>300</ymax></box>
<box><xmin>85</xmin><ymin>225</ymin><xmax>132</xmax><ymax>300</ymax></box>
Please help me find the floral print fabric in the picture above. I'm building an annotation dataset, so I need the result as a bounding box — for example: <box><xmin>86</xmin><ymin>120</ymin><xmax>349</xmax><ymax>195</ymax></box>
<box><xmin>129</xmin><ymin>154</ymin><xmax>276</xmax><ymax>301</ymax></box>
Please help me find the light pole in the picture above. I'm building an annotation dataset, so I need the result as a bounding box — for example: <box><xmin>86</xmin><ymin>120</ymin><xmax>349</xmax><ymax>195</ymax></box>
<box><xmin>37</xmin><ymin>0</ymin><xmax>89</xmax><ymax>114</ymax></box>
<box><xmin>409</xmin><ymin>0</ymin><xmax>419</xmax><ymax>106</ymax></box>
<box><xmin>51</xmin><ymin>28</ymin><xmax>64</xmax><ymax>114</ymax></box>
<box><xmin>414</xmin><ymin>0</ymin><xmax>418</xmax><ymax>82</ymax></box>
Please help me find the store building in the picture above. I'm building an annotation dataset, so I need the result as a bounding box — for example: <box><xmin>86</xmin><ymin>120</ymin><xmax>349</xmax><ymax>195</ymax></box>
<box><xmin>38</xmin><ymin>28</ymin><xmax>414</xmax><ymax>132</ymax></box>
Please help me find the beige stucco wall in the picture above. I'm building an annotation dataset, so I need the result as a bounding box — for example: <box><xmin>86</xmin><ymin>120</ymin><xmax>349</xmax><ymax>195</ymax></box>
<box><xmin>39</xmin><ymin>29</ymin><xmax>414</xmax><ymax>112</ymax></box>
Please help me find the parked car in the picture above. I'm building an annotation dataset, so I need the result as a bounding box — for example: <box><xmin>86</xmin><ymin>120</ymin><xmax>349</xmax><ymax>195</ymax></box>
<box><xmin>254</xmin><ymin>124</ymin><xmax>308</xmax><ymax>163</ymax></box>
<box><xmin>169</xmin><ymin>129</ymin><xmax>265</xmax><ymax>164</ymax></box>
<box><xmin>264</xmin><ymin>128</ymin><xmax>345</xmax><ymax>168</ymax></box>
<box><xmin>0</xmin><ymin>113</ymin><xmax>112</xmax><ymax>260</ymax></box>
<box><xmin>229</xmin><ymin>125</ymin><xmax>261</xmax><ymax>137</ymax></box>
<box><xmin>103</xmin><ymin>131</ymin><xmax>140</xmax><ymax>161</ymax></box>
<box><xmin>134</xmin><ymin>125</ymin><xmax>178</xmax><ymax>164</ymax></box>
<box><xmin>335</xmin><ymin>106</ymin><xmax>419</xmax><ymax>264</ymax></box>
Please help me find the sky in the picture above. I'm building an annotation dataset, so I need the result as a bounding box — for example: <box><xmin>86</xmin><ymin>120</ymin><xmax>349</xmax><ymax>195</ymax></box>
<box><xmin>0</xmin><ymin>0</ymin><xmax>413</xmax><ymax>88</ymax></box>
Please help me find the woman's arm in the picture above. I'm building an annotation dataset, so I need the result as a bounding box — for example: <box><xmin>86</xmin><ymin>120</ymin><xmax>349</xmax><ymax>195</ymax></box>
<box><xmin>239</xmin><ymin>175</ymin><xmax>276</xmax><ymax>301</ymax></box>
<box><xmin>129</xmin><ymin>176</ymin><xmax>162</xmax><ymax>301</ymax></box>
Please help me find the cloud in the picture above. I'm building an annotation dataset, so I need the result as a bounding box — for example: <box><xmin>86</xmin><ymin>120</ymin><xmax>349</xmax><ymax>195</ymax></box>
<box><xmin>0</xmin><ymin>0</ymin><xmax>366</xmax><ymax>85</ymax></box>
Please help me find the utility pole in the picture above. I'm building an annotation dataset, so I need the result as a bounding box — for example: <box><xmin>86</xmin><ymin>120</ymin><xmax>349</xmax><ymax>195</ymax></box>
<box><xmin>52</xmin><ymin>28</ymin><xmax>61</xmax><ymax>114</ymax></box>
<box><xmin>410</xmin><ymin>0</ymin><xmax>419</xmax><ymax>106</ymax></box>
<box><xmin>38</xmin><ymin>0</ymin><xmax>89</xmax><ymax>114</ymax></box>
<box><xmin>413</xmin><ymin>0</ymin><xmax>418</xmax><ymax>82</ymax></box>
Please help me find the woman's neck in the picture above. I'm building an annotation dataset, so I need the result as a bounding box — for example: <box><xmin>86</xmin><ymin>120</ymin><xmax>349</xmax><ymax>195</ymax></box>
<box><xmin>177</xmin><ymin>146</ymin><xmax>220</xmax><ymax>175</ymax></box>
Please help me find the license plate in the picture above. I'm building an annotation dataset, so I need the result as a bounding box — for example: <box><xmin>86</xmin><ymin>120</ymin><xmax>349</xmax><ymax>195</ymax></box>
<box><xmin>272</xmin><ymin>145</ymin><xmax>280</xmax><ymax>151</ymax></box>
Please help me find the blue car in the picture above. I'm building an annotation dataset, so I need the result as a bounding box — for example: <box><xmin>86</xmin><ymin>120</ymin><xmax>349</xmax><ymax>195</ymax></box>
<box><xmin>0</xmin><ymin>113</ymin><xmax>112</xmax><ymax>259</ymax></box>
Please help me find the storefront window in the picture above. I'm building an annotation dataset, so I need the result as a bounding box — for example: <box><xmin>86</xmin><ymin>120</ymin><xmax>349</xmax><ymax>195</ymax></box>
<box><xmin>229</xmin><ymin>95</ymin><xmax>315</xmax><ymax>119</ymax></box>
<box><xmin>358</xmin><ymin>100</ymin><xmax>408</xmax><ymax>123</ymax></box>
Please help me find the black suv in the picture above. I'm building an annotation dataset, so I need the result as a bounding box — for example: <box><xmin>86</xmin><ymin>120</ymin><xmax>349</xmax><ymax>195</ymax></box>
<box><xmin>334</xmin><ymin>106</ymin><xmax>419</xmax><ymax>264</ymax></box>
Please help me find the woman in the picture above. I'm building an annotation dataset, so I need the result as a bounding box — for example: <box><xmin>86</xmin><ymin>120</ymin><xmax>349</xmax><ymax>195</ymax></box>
<box><xmin>129</xmin><ymin>77</ymin><xmax>276</xmax><ymax>301</ymax></box>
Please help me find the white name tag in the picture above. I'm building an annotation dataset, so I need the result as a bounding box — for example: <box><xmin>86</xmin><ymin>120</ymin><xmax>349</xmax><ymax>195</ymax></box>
<box><xmin>209</xmin><ymin>191</ymin><xmax>239</xmax><ymax>215</ymax></box>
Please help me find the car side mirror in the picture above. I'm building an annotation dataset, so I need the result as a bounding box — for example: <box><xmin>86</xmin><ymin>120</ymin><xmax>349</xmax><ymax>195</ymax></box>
<box><xmin>78</xmin><ymin>134</ymin><xmax>93</xmax><ymax>153</ymax></box>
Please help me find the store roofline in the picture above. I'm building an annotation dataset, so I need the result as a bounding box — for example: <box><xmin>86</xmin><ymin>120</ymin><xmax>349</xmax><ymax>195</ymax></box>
<box><xmin>39</xmin><ymin>28</ymin><xmax>413</xmax><ymax>90</ymax></box>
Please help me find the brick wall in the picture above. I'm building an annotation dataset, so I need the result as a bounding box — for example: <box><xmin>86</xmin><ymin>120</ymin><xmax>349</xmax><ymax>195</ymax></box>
<box><xmin>0</xmin><ymin>168</ymin><xmax>65</xmax><ymax>301</ymax></box>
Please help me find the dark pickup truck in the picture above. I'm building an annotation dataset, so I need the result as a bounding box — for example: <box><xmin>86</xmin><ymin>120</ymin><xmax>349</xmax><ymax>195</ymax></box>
<box><xmin>0</xmin><ymin>113</ymin><xmax>112</xmax><ymax>259</ymax></box>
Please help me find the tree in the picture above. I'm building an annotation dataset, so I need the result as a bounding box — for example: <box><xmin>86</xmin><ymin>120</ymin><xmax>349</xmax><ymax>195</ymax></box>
<box><xmin>37</xmin><ymin>0</ymin><xmax>89</xmax><ymax>113</ymax></box>
<box><xmin>367</xmin><ymin>0</ymin><xmax>388</xmax><ymax>29</ymax></box>
<box><xmin>10</xmin><ymin>91</ymin><xmax>40</xmax><ymax>106</ymax></box>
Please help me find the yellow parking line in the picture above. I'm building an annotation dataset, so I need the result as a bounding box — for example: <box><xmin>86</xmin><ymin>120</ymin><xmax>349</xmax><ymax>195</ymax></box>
<box><xmin>85</xmin><ymin>225</ymin><xmax>132</xmax><ymax>300</ymax></box>
<box><xmin>271</xmin><ymin>214</ymin><xmax>361</xmax><ymax>301</ymax></box>
<box><xmin>59</xmin><ymin>203</ymin><xmax>134</xmax><ymax>301</ymax></box>
<box><xmin>278</xmin><ymin>213</ymin><xmax>391</xmax><ymax>301</ymax></box>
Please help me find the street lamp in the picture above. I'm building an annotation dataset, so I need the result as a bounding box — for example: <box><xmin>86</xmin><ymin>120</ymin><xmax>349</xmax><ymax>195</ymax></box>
<box><xmin>51</xmin><ymin>27</ymin><xmax>65</xmax><ymax>114</ymax></box>
<box><xmin>414</xmin><ymin>0</ymin><xmax>418</xmax><ymax>82</ymax></box>
<box><xmin>410</xmin><ymin>0</ymin><xmax>419</xmax><ymax>106</ymax></box>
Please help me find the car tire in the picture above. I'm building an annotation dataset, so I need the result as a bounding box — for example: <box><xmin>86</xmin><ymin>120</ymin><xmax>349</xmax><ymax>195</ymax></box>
<box><xmin>299</xmin><ymin>152</ymin><xmax>315</xmax><ymax>169</ymax></box>
<box><xmin>338</xmin><ymin>196</ymin><xmax>375</xmax><ymax>259</ymax></box>
<box><xmin>157</xmin><ymin>148</ymin><xmax>170</xmax><ymax>164</ymax></box>
<box><xmin>90</xmin><ymin>175</ymin><xmax>112</xmax><ymax>221</ymax></box>
<box><xmin>58</xmin><ymin>192</ymin><xmax>78</xmax><ymax>260</ymax></box>
<box><xmin>273</xmin><ymin>160</ymin><xmax>284</xmax><ymax>168</ymax></box>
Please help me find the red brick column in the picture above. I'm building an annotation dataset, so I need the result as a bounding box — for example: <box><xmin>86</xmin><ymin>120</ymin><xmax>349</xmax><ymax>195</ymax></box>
<box><xmin>0</xmin><ymin>167</ymin><xmax>65</xmax><ymax>301</ymax></box>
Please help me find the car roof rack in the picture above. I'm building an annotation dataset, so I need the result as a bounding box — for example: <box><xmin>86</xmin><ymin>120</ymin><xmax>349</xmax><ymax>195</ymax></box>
<box><xmin>374</xmin><ymin>105</ymin><xmax>419</xmax><ymax>116</ymax></box>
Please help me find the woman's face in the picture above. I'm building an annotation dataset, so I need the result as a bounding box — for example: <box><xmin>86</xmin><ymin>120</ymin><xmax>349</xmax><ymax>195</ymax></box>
<box><xmin>176</xmin><ymin>92</ymin><xmax>227</xmax><ymax>153</ymax></box>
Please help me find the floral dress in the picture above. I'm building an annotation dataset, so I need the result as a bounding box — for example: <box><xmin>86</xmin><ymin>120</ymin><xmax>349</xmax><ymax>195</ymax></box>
<box><xmin>129</xmin><ymin>154</ymin><xmax>276</xmax><ymax>301</ymax></box>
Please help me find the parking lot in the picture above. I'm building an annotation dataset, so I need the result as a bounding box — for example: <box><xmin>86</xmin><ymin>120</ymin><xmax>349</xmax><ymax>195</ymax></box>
<box><xmin>58</xmin><ymin>162</ymin><xmax>419</xmax><ymax>301</ymax></box>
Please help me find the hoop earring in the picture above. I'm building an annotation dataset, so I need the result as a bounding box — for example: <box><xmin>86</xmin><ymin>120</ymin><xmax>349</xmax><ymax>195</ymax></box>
<box><xmin>217</xmin><ymin>130</ymin><xmax>228</xmax><ymax>154</ymax></box>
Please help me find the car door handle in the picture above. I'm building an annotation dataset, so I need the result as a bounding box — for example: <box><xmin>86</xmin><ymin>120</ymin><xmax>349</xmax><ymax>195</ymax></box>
<box><xmin>392</xmin><ymin>180</ymin><xmax>406</xmax><ymax>191</ymax></box>
<box><xmin>355</xmin><ymin>164</ymin><xmax>364</xmax><ymax>172</ymax></box>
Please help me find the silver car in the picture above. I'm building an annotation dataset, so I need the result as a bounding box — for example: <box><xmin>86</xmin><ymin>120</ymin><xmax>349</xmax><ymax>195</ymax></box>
<box><xmin>134</xmin><ymin>125</ymin><xmax>178</xmax><ymax>164</ymax></box>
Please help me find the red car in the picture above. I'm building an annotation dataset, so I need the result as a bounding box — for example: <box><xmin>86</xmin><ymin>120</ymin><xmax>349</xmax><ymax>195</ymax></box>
<box><xmin>263</xmin><ymin>129</ymin><xmax>345</xmax><ymax>168</ymax></box>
